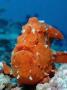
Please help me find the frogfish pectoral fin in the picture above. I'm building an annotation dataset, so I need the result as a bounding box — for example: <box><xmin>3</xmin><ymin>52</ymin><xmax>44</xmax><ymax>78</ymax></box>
<box><xmin>48</xmin><ymin>25</ymin><xmax>64</xmax><ymax>40</ymax></box>
<box><xmin>52</xmin><ymin>52</ymin><xmax>67</xmax><ymax>63</ymax></box>
<box><xmin>3</xmin><ymin>62</ymin><xmax>11</xmax><ymax>74</ymax></box>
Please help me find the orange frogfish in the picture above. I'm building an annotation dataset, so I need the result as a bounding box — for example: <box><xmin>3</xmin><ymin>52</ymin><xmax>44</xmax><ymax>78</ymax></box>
<box><xmin>3</xmin><ymin>17</ymin><xmax>67</xmax><ymax>85</ymax></box>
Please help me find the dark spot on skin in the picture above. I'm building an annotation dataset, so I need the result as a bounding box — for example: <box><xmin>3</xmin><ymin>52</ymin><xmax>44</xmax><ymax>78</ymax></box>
<box><xmin>20</xmin><ymin>84</ymin><xmax>36</xmax><ymax>90</ymax></box>
<box><xmin>38</xmin><ymin>64</ymin><xmax>40</xmax><ymax>68</ymax></box>
<box><xmin>51</xmin><ymin>63</ymin><xmax>55</xmax><ymax>69</ymax></box>
<box><xmin>49</xmin><ymin>38</ymin><xmax>54</xmax><ymax>44</ymax></box>
<box><xmin>37</xmin><ymin>64</ymin><xmax>44</xmax><ymax>71</ymax></box>
<box><xmin>49</xmin><ymin>71</ymin><xmax>55</xmax><ymax>78</ymax></box>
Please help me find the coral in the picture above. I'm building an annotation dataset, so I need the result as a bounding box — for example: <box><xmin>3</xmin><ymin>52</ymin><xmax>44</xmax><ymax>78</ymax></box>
<box><xmin>36</xmin><ymin>64</ymin><xmax>67</xmax><ymax>90</ymax></box>
<box><xmin>11</xmin><ymin>87</ymin><xmax>22</xmax><ymax>90</ymax></box>
<box><xmin>0</xmin><ymin>73</ymin><xmax>10</xmax><ymax>89</ymax></box>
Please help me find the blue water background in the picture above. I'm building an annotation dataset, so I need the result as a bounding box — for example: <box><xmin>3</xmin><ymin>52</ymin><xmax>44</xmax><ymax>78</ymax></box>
<box><xmin>0</xmin><ymin>0</ymin><xmax>67</xmax><ymax>65</ymax></box>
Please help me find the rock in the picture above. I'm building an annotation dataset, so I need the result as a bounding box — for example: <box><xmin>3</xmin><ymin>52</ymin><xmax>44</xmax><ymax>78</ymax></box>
<box><xmin>36</xmin><ymin>64</ymin><xmax>67</xmax><ymax>90</ymax></box>
<box><xmin>11</xmin><ymin>87</ymin><xmax>22</xmax><ymax>90</ymax></box>
<box><xmin>0</xmin><ymin>73</ymin><xmax>10</xmax><ymax>89</ymax></box>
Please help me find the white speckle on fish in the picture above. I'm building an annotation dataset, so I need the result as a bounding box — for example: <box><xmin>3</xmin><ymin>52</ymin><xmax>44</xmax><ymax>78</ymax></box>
<box><xmin>17</xmin><ymin>75</ymin><xmax>20</xmax><ymax>79</ymax></box>
<box><xmin>12</xmin><ymin>51</ymin><xmax>14</xmax><ymax>56</ymax></box>
<box><xmin>17</xmin><ymin>70</ymin><xmax>19</xmax><ymax>74</ymax></box>
<box><xmin>29</xmin><ymin>70</ymin><xmax>32</xmax><ymax>73</ymax></box>
<box><xmin>34</xmin><ymin>45</ymin><xmax>36</xmax><ymax>47</ymax></box>
<box><xmin>45</xmin><ymin>38</ymin><xmax>48</xmax><ymax>42</ymax></box>
<box><xmin>52</xmin><ymin>56</ymin><xmax>55</xmax><ymax>60</ymax></box>
<box><xmin>55</xmin><ymin>33</ymin><xmax>58</xmax><ymax>36</ymax></box>
<box><xmin>29</xmin><ymin>76</ymin><xmax>33</xmax><ymax>80</ymax></box>
<box><xmin>32</xmin><ymin>28</ymin><xmax>36</xmax><ymax>34</ymax></box>
<box><xmin>39</xmin><ymin>20</ymin><xmax>45</xmax><ymax>23</ymax></box>
<box><xmin>44</xmin><ymin>45</ymin><xmax>48</xmax><ymax>48</ymax></box>
<box><xmin>49</xmin><ymin>25</ymin><xmax>53</xmax><ymax>28</ymax></box>
<box><xmin>51</xmin><ymin>69</ymin><xmax>55</xmax><ymax>72</ymax></box>
<box><xmin>45</xmin><ymin>27</ymin><xmax>48</xmax><ymax>31</ymax></box>
<box><xmin>22</xmin><ymin>29</ymin><xmax>25</xmax><ymax>33</ymax></box>
<box><xmin>44</xmin><ymin>72</ymin><xmax>49</xmax><ymax>76</ymax></box>
<box><xmin>15</xmin><ymin>65</ymin><xmax>18</xmax><ymax>68</ymax></box>
<box><xmin>36</xmin><ymin>52</ymin><xmax>40</xmax><ymax>56</ymax></box>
